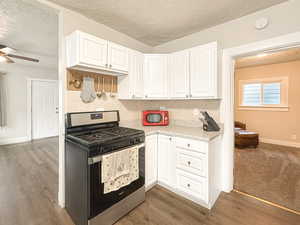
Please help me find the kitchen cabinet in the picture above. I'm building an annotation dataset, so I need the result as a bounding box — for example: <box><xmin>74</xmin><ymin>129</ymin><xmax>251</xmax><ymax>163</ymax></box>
<box><xmin>145</xmin><ymin>135</ymin><xmax>158</xmax><ymax>190</ymax></box>
<box><xmin>66</xmin><ymin>31</ymin><xmax>129</xmax><ymax>75</ymax></box>
<box><xmin>169</xmin><ymin>50</ymin><xmax>190</xmax><ymax>99</ymax></box>
<box><xmin>157</xmin><ymin>135</ymin><xmax>175</xmax><ymax>189</ymax></box>
<box><xmin>189</xmin><ymin>42</ymin><xmax>218</xmax><ymax>98</ymax></box>
<box><xmin>173</xmin><ymin>136</ymin><xmax>221</xmax><ymax>208</ymax></box>
<box><xmin>107</xmin><ymin>42</ymin><xmax>129</xmax><ymax>72</ymax></box>
<box><xmin>144</xmin><ymin>54</ymin><xmax>168</xmax><ymax>99</ymax></box>
<box><xmin>118</xmin><ymin>49</ymin><xmax>144</xmax><ymax>99</ymax></box>
<box><xmin>145</xmin><ymin>133</ymin><xmax>221</xmax><ymax>209</ymax></box>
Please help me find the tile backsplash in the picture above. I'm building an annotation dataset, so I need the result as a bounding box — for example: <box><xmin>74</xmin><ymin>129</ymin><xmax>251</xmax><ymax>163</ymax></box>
<box><xmin>66</xmin><ymin>91</ymin><xmax>220</xmax><ymax>125</ymax></box>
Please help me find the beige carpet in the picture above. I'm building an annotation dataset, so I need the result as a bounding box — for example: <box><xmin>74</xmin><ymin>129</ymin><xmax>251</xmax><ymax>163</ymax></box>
<box><xmin>234</xmin><ymin>142</ymin><xmax>300</xmax><ymax>212</ymax></box>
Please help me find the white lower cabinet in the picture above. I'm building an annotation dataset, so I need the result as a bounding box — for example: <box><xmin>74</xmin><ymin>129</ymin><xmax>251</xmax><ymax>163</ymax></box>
<box><xmin>145</xmin><ymin>133</ymin><xmax>221</xmax><ymax>209</ymax></box>
<box><xmin>157</xmin><ymin>135</ymin><xmax>176</xmax><ymax>190</ymax></box>
<box><xmin>145</xmin><ymin>135</ymin><xmax>158</xmax><ymax>189</ymax></box>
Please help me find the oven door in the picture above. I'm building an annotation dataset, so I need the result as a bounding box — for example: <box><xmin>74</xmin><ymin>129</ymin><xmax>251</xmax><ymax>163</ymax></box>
<box><xmin>89</xmin><ymin>144</ymin><xmax>145</xmax><ymax>219</ymax></box>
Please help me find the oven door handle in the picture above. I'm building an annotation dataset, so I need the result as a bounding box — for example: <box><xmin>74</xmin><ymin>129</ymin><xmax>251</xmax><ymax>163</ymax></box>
<box><xmin>88</xmin><ymin>143</ymin><xmax>145</xmax><ymax>165</ymax></box>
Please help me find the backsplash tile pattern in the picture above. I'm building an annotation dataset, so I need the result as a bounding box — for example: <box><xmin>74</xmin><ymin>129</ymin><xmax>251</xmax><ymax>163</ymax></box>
<box><xmin>66</xmin><ymin>91</ymin><xmax>220</xmax><ymax>125</ymax></box>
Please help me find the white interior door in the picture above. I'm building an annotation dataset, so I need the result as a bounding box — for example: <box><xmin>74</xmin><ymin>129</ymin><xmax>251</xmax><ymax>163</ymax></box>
<box><xmin>32</xmin><ymin>80</ymin><xmax>59</xmax><ymax>139</ymax></box>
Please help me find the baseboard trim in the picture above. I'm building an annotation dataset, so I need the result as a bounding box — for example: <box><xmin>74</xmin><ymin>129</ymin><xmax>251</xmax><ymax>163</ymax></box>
<box><xmin>260</xmin><ymin>138</ymin><xmax>300</xmax><ymax>148</ymax></box>
<box><xmin>0</xmin><ymin>136</ymin><xmax>30</xmax><ymax>146</ymax></box>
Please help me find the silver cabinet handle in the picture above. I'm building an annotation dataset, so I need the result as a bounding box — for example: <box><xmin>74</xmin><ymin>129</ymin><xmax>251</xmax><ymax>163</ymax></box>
<box><xmin>169</xmin><ymin>137</ymin><xmax>172</xmax><ymax>141</ymax></box>
<box><xmin>105</xmin><ymin>63</ymin><xmax>108</xmax><ymax>67</ymax></box>
<box><xmin>187</xmin><ymin>184</ymin><xmax>190</xmax><ymax>188</ymax></box>
<box><xmin>145</xmin><ymin>95</ymin><xmax>148</xmax><ymax>98</ymax></box>
<box><xmin>109</xmin><ymin>64</ymin><xmax>112</xmax><ymax>68</ymax></box>
<box><xmin>187</xmin><ymin>161</ymin><xmax>191</xmax><ymax>166</ymax></box>
<box><xmin>187</xmin><ymin>143</ymin><xmax>190</xmax><ymax>147</ymax></box>
<box><xmin>186</xmin><ymin>94</ymin><xmax>189</xmax><ymax>98</ymax></box>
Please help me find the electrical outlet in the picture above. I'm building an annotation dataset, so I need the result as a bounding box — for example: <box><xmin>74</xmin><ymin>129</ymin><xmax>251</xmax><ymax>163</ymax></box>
<box><xmin>96</xmin><ymin>108</ymin><xmax>104</xmax><ymax>111</ymax></box>
<box><xmin>193</xmin><ymin>108</ymin><xmax>200</xmax><ymax>116</ymax></box>
<box><xmin>291</xmin><ymin>134</ymin><xmax>297</xmax><ymax>140</ymax></box>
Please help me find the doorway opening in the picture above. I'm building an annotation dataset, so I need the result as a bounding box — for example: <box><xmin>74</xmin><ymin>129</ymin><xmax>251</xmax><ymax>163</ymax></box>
<box><xmin>233</xmin><ymin>47</ymin><xmax>300</xmax><ymax>213</ymax></box>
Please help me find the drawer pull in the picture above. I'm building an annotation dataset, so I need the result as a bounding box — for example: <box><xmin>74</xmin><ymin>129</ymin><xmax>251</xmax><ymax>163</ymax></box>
<box><xmin>187</xmin><ymin>143</ymin><xmax>190</xmax><ymax>147</ymax></box>
<box><xmin>187</xmin><ymin>183</ymin><xmax>190</xmax><ymax>188</ymax></box>
<box><xmin>187</xmin><ymin>161</ymin><xmax>191</xmax><ymax>166</ymax></box>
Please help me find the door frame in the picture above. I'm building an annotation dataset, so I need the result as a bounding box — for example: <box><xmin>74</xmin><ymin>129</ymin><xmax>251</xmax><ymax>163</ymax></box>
<box><xmin>26</xmin><ymin>78</ymin><xmax>59</xmax><ymax>141</ymax></box>
<box><xmin>220</xmin><ymin>31</ymin><xmax>300</xmax><ymax>192</ymax></box>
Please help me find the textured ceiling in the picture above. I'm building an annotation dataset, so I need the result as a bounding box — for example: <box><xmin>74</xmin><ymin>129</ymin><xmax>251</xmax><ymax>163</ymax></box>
<box><xmin>236</xmin><ymin>47</ymin><xmax>300</xmax><ymax>69</ymax></box>
<box><xmin>47</xmin><ymin>0</ymin><xmax>286</xmax><ymax>46</ymax></box>
<box><xmin>0</xmin><ymin>0</ymin><xmax>58</xmax><ymax>57</ymax></box>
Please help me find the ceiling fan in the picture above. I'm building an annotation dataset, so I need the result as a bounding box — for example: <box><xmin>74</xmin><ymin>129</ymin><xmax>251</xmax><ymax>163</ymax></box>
<box><xmin>0</xmin><ymin>45</ymin><xmax>39</xmax><ymax>63</ymax></box>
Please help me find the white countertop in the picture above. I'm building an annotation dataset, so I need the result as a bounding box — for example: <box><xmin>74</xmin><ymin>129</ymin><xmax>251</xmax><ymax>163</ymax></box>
<box><xmin>120</xmin><ymin>121</ymin><xmax>222</xmax><ymax>142</ymax></box>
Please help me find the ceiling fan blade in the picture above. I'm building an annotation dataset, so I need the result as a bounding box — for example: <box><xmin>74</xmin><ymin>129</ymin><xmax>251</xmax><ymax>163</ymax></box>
<box><xmin>7</xmin><ymin>54</ymin><xmax>39</xmax><ymax>62</ymax></box>
<box><xmin>4</xmin><ymin>56</ymin><xmax>14</xmax><ymax>63</ymax></box>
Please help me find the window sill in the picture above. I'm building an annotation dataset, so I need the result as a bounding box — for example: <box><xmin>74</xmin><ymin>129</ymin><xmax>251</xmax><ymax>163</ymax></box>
<box><xmin>238</xmin><ymin>106</ymin><xmax>289</xmax><ymax>112</ymax></box>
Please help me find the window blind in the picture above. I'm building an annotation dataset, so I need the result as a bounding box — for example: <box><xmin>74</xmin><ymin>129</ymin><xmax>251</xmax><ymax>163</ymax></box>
<box><xmin>242</xmin><ymin>83</ymin><xmax>261</xmax><ymax>106</ymax></box>
<box><xmin>263</xmin><ymin>83</ymin><xmax>281</xmax><ymax>105</ymax></box>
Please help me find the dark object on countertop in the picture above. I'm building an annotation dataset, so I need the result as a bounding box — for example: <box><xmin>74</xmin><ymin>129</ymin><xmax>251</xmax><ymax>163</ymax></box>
<box><xmin>200</xmin><ymin>111</ymin><xmax>220</xmax><ymax>132</ymax></box>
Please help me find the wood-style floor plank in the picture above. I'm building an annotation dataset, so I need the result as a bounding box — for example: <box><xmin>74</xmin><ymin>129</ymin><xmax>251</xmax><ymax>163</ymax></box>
<box><xmin>0</xmin><ymin>138</ymin><xmax>299</xmax><ymax>225</ymax></box>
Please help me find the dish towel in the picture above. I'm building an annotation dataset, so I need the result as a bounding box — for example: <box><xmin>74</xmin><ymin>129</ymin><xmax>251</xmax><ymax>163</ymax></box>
<box><xmin>80</xmin><ymin>77</ymin><xmax>96</xmax><ymax>103</ymax></box>
<box><xmin>102</xmin><ymin>147</ymin><xmax>139</xmax><ymax>194</ymax></box>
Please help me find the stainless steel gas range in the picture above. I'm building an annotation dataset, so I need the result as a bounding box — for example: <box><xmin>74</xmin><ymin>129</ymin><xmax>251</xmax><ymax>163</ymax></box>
<box><xmin>65</xmin><ymin>110</ymin><xmax>145</xmax><ymax>225</ymax></box>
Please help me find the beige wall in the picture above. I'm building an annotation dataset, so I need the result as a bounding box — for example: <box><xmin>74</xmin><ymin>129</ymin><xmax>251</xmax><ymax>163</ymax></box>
<box><xmin>153</xmin><ymin>0</ymin><xmax>300</xmax><ymax>53</ymax></box>
<box><xmin>234</xmin><ymin>60</ymin><xmax>300</xmax><ymax>144</ymax></box>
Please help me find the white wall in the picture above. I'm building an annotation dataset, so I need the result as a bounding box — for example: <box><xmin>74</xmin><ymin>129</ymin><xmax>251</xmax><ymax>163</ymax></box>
<box><xmin>0</xmin><ymin>63</ymin><xmax>57</xmax><ymax>144</ymax></box>
<box><xmin>153</xmin><ymin>0</ymin><xmax>300</xmax><ymax>53</ymax></box>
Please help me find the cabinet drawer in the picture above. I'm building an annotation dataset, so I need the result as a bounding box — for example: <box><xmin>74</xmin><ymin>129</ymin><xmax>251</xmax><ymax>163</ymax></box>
<box><xmin>176</xmin><ymin>169</ymin><xmax>208</xmax><ymax>203</ymax></box>
<box><xmin>175</xmin><ymin>137</ymin><xmax>208</xmax><ymax>154</ymax></box>
<box><xmin>176</xmin><ymin>148</ymin><xmax>207</xmax><ymax>177</ymax></box>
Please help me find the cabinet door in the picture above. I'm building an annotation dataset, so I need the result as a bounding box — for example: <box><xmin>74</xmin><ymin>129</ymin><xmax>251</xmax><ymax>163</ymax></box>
<box><xmin>79</xmin><ymin>32</ymin><xmax>108</xmax><ymax>67</ymax></box>
<box><xmin>144</xmin><ymin>55</ymin><xmax>168</xmax><ymax>98</ymax></box>
<box><xmin>157</xmin><ymin>134</ymin><xmax>176</xmax><ymax>188</ymax></box>
<box><xmin>132</xmin><ymin>50</ymin><xmax>144</xmax><ymax>98</ymax></box>
<box><xmin>108</xmin><ymin>42</ymin><xmax>129</xmax><ymax>72</ymax></box>
<box><xmin>190</xmin><ymin>42</ymin><xmax>217</xmax><ymax>98</ymax></box>
<box><xmin>169</xmin><ymin>50</ymin><xmax>190</xmax><ymax>98</ymax></box>
<box><xmin>145</xmin><ymin>135</ymin><xmax>158</xmax><ymax>189</ymax></box>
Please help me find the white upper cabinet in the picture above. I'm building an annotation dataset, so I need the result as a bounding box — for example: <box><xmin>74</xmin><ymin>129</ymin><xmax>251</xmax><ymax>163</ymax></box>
<box><xmin>78</xmin><ymin>31</ymin><xmax>108</xmax><ymax>68</ymax></box>
<box><xmin>107</xmin><ymin>42</ymin><xmax>129</xmax><ymax>72</ymax></box>
<box><xmin>118</xmin><ymin>49</ymin><xmax>144</xmax><ymax>99</ymax></box>
<box><xmin>66</xmin><ymin>31</ymin><xmax>129</xmax><ymax>75</ymax></box>
<box><xmin>189</xmin><ymin>42</ymin><xmax>218</xmax><ymax>98</ymax></box>
<box><xmin>169</xmin><ymin>50</ymin><xmax>190</xmax><ymax>99</ymax></box>
<box><xmin>144</xmin><ymin>54</ymin><xmax>168</xmax><ymax>99</ymax></box>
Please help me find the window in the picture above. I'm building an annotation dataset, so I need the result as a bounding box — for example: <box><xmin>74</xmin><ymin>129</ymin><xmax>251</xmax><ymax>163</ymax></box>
<box><xmin>239</xmin><ymin>77</ymin><xmax>288</xmax><ymax>110</ymax></box>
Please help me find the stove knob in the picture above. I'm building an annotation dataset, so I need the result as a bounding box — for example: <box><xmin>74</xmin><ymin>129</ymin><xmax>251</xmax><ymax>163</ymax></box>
<box><xmin>130</xmin><ymin>139</ymin><xmax>135</xmax><ymax>145</ymax></box>
<box><xmin>136</xmin><ymin>138</ymin><xmax>141</xmax><ymax>143</ymax></box>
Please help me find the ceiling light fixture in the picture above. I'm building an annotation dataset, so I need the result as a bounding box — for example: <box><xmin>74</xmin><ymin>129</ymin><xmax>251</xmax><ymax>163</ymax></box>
<box><xmin>257</xmin><ymin>53</ymin><xmax>268</xmax><ymax>57</ymax></box>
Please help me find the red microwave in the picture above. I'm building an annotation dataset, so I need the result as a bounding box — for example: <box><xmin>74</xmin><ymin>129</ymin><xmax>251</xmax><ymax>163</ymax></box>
<box><xmin>142</xmin><ymin>110</ymin><xmax>169</xmax><ymax>126</ymax></box>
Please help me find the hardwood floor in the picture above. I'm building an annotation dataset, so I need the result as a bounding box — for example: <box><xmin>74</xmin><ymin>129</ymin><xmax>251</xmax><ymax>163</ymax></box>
<box><xmin>234</xmin><ymin>142</ymin><xmax>300</xmax><ymax>212</ymax></box>
<box><xmin>0</xmin><ymin>138</ymin><xmax>299</xmax><ymax>225</ymax></box>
